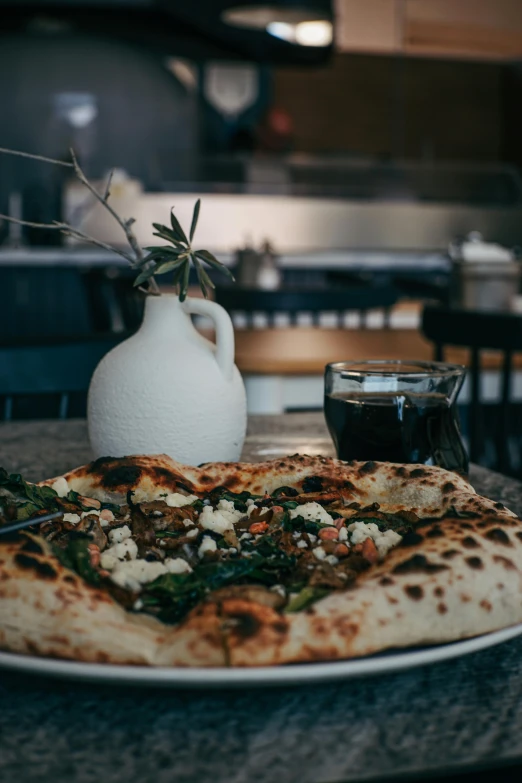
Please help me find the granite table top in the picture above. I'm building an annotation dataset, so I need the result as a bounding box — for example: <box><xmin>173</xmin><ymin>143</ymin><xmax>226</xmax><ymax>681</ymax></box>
<box><xmin>1</xmin><ymin>414</ymin><xmax>522</xmax><ymax>783</ymax></box>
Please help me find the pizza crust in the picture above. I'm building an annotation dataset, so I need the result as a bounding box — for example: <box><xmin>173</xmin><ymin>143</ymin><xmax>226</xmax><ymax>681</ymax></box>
<box><xmin>1</xmin><ymin>455</ymin><xmax>521</xmax><ymax>667</ymax></box>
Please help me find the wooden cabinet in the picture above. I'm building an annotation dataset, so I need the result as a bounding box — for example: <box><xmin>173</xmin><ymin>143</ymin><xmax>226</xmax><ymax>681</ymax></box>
<box><xmin>336</xmin><ymin>0</ymin><xmax>522</xmax><ymax>60</ymax></box>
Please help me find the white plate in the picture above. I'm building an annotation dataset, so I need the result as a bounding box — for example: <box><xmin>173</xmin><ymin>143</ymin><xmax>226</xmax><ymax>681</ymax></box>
<box><xmin>1</xmin><ymin>623</ymin><xmax>522</xmax><ymax>689</ymax></box>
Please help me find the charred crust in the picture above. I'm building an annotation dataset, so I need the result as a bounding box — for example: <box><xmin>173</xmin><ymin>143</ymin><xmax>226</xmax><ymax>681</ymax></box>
<box><xmin>485</xmin><ymin>528</ymin><xmax>512</xmax><ymax>546</ymax></box>
<box><xmin>102</xmin><ymin>466</ymin><xmax>142</xmax><ymax>488</ymax></box>
<box><xmin>380</xmin><ymin>576</ymin><xmax>394</xmax><ymax>586</ymax></box>
<box><xmin>404</xmin><ymin>585</ymin><xmax>423</xmax><ymax>600</ymax></box>
<box><xmin>434</xmin><ymin>586</ymin><xmax>444</xmax><ymax>597</ymax></box>
<box><xmin>358</xmin><ymin>461</ymin><xmax>377</xmax><ymax>475</ymax></box>
<box><xmin>63</xmin><ymin>575</ymin><xmax>76</xmax><ymax>583</ymax></box>
<box><xmin>462</xmin><ymin>536</ymin><xmax>479</xmax><ymax>549</ymax></box>
<box><xmin>437</xmin><ymin>603</ymin><xmax>448</xmax><ymax>614</ymax></box>
<box><xmin>465</xmin><ymin>556</ymin><xmax>483</xmax><ymax>570</ymax></box>
<box><xmin>395</xmin><ymin>467</ymin><xmax>408</xmax><ymax>477</ymax></box>
<box><xmin>302</xmin><ymin>476</ymin><xmax>324</xmax><ymax>493</ymax></box>
<box><xmin>343</xmin><ymin>481</ymin><xmax>356</xmax><ymax>491</ymax></box>
<box><xmin>227</xmin><ymin>611</ymin><xmax>261</xmax><ymax>639</ymax></box>
<box><xmin>393</xmin><ymin>554</ymin><xmax>448</xmax><ymax>574</ymax></box>
<box><xmin>442</xmin><ymin>549</ymin><xmax>460</xmax><ymax>559</ymax></box>
<box><xmin>426</xmin><ymin>526</ymin><xmax>444</xmax><ymax>538</ymax></box>
<box><xmin>20</xmin><ymin>537</ymin><xmax>44</xmax><ymax>555</ymax></box>
<box><xmin>480</xmin><ymin>600</ymin><xmax>492</xmax><ymax>611</ymax></box>
<box><xmin>399</xmin><ymin>531</ymin><xmax>424</xmax><ymax>547</ymax></box>
<box><xmin>442</xmin><ymin>482</ymin><xmax>456</xmax><ymax>493</ymax></box>
<box><xmin>88</xmin><ymin>456</ymin><xmax>117</xmax><ymax>473</ymax></box>
<box><xmin>494</xmin><ymin>502</ymin><xmax>505</xmax><ymax>510</ymax></box>
<box><xmin>409</xmin><ymin>468</ymin><xmax>426</xmax><ymax>478</ymax></box>
<box><xmin>493</xmin><ymin>555</ymin><xmax>517</xmax><ymax>570</ymax></box>
<box><xmin>14</xmin><ymin>553</ymin><xmax>57</xmax><ymax>579</ymax></box>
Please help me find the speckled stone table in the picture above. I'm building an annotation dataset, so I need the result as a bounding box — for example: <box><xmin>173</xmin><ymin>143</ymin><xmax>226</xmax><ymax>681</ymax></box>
<box><xmin>2</xmin><ymin>414</ymin><xmax>522</xmax><ymax>783</ymax></box>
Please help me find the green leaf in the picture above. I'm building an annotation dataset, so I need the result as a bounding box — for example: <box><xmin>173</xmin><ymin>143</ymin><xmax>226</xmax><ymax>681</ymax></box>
<box><xmin>133</xmin><ymin>264</ymin><xmax>159</xmax><ymax>287</ymax></box>
<box><xmin>178</xmin><ymin>260</ymin><xmax>191</xmax><ymax>302</ymax></box>
<box><xmin>155</xmin><ymin>257</ymin><xmax>188</xmax><ymax>276</ymax></box>
<box><xmin>171</xmin><ymin>263</ymin><xmax>186</xmax><ymax>291</ymax></box>
<box><xmin>170</xmin><ymin>209</ymin><xmax>189</xmax><ymax>245</ymax></box>
<box><xmin>189</xmin><ymin>199</ymin><xmax>201</xmax><ymax>242</ymax></box>
<box><xmin>193</xmin><ymin>256</ymin><xmax>214</xmax><ymax>299</ymax></box>
<box><xmin>285</xmin><ymin>586</ymin><xmax>329</xmax><ymax>613</ymax></box>
<box><xmin>54</xmin><ymin>535</ymin><xmax>101</xmax><ymax>586</ymax></box>
<box><xmin>152</xmin><ymin>223</ymin><xmax>186</xmax><ymax>247</ymax></box>
<box><xmin>195</xmin><ymin>250</ymin><xmax>235</xmax><ymax>281</ymax></box>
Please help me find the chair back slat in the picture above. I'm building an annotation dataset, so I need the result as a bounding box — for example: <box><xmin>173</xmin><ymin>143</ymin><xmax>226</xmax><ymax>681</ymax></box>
<box><xmin>0</xmin><ymin>334</ymin><xmax>128</xmax><ymax>420</ymax></box>
<box><xmin>214</xmin><ymin>286</ymin><xmax>399</xmax><ymax>328</ymax></box>
<box><xmin>422</xmin><ymin>306</ymin><xmax>522</xmax><ymax>475</ymax></box>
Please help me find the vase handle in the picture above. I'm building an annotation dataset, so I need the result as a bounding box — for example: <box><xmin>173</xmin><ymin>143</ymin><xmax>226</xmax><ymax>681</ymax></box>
<box><xmin>182</xmin><ymin>297</ymin><xmax>235</xmax><ymax>381</ymax></box>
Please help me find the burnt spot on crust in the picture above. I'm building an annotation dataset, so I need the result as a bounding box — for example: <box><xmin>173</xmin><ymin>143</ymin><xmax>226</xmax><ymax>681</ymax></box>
<box><xmin>227</xmin><ymin>611</ymin><xmax>261</xmax><ymax>640</ymax></box>
<box><xmin>20</xmin><ymin>537</ymin><xmax>44</xmax><ymax>555</ymax></box>
<box><xmin>393</xmin><ymin>554</ymin><xmax>449</xmax><ymax>575</ymax></box>
<box><xmin>442</xmin><ymin>482</ymin><xmax>456</xmax><ymax>493</ymax></box>
<box><xmin>102</xmin><ymin>466</ymin><xmax>142</xmax><ymax>488</ymax></box>
<box><xmin>380</xmin><ymin>576</ymin><xmax>394</xmax><ymax>586</ymax></box>
<box><xmin>409</xmin><ymin>468</ymin><xmax>427</xmax><ymax>478</ymax></box>
<box><xmin>404</xmin><ymin>585</ymin><xmax>423</xmax><ymax>600</ymax></box>
<box><xmin>485</xmin><ymin>528</ymin><xmax>512</xmax><ymax>546</ymax></box>
<box><xmin>442</xmin><ymin>549</ymin><xmax>460</xmax><ymax>559</ymax></box>
<box><xmin>437</xmin><ymin>603</ymin><xmax>448</xmax><ymax>614</ymax></box>
<box><xmin>480</xmin><ymin>600</ymin><xmax>492</xmax><ymax>612</ymax></box>
<box><xmin>302</xmin><ymin>476</ymin><xmax>323</xmax><ymax>493</ymax></box>
<box><xmin>494</xmin><ymin>502</ymin><xmax>505</xmax><ymax>510</ymax></box>
<box><xmin>88</xmin><ymin>456</ymin><xmax>117</xmax><ymax>473</ymax></box>
<box><xmin>358</xmin><ymin>461</ymin><xmax>377</xmax><ymax>475</ymax></box>
<box><xmin>399</xmin><ymin>531</ymin><xmax>424</xmax><ymax>548</ymax></box>
<box><xmin>395</xmin><ymin>467</ymin><xmax>408</xmax><ymax>478</ymax></box>
<box><xmin>343</xmin><ymin>481</ymin><xmax>356</xmax><ymax>491</ymax></box>
<box><xmin>465</xmin><ymin>556</ymin><xmax>483</xmax><ymax>570</ymax></box>
<box><xmin>462</xmin><ymin>536</ymin><xmax>479</xmax><ymax>549</ymax></box>
<box><xmin>426</xmin><ymin>526</ymin><xmax>444</xmax><ymax>539</ymax></box>
<box><xmin>199</xmin><ymin>474</ymin><xmax>213</xmax><ymax>485</ymax></box>
<box><xmin>63</xmin><ymin>575</ymin><xmax>76</xmax><ymax>584</ymax></box>
<box><xmin>434</xmin><ymin>586</ymin><xmax>444</xmax><ymax>597</ymax></box>
<box><xmin>14</xmin><ymin>553</ymin><xmax>57</xmax><ymax>579</ymax></box>
<box><xmin>493</xmin><ymin>555</ymin><xmax>517</xmax><ymax>571</ymax></box>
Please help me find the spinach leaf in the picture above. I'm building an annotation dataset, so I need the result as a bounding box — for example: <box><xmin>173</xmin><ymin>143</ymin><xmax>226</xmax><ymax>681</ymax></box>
<box><xmin>271</xmin><ymin>486</ymin><xmax>299</xmax><ymax>499</ymax></box>
<box><xmin>285</xmin><ymin>586</ymin><xmax>329</xmax><ymax>613</ymax></box>
<box><xmin>53</xmin><ymin>534</ymin><xmax>101</xmax><ymax>586</ymax></box>
<box><xmin>0</xmin><ymin>468</ymin><xmax>60</xmax><ymax>519</ymax></box>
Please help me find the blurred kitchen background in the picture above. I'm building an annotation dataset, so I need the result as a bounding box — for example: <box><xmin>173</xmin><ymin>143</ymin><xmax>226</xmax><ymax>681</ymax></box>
<box><xmin>3</xmin><ymin>0</ymin><xmax>522</xmax><ymax>472</ymax></box>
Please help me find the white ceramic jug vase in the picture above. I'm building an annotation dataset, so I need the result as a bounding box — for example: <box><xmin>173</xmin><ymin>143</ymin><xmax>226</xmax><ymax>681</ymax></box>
<box><xmin>87</xmin><ymin>294</ymin><xmax>247</xmax><ymax>465</ymax></box>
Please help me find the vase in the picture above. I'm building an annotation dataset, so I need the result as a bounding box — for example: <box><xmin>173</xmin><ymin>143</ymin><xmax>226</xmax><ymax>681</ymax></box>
<box><xmin>87</xmin><ymin>294</ymin><xmax>247</xmax><ymax>465</ymax></box>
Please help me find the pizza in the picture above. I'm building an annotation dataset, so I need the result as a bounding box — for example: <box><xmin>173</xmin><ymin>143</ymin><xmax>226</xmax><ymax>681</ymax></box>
<box><xmin>0</xmin><ymin>453</ymin><xmax>521</xmax><ymax>667</ymax></box>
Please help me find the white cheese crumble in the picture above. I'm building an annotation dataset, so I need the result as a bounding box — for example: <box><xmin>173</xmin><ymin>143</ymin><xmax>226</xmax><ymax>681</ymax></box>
<box><xmin>271</xmin><ymin>584</ymin><xmax>286</xmax><ymax>597</ymax></box>
<box><xmin>108</xmin><ymin>524</ymin><xmax>132</xmax><ymax>544</ymax></box>
<box><xmin>100</xmin><ymin>538</ymin><xmax>138</xmax><ymax>570</ymax></box>
<box><xmin>198</xmin><ymin>536</ymin><xmax>217</xmax><ymax>558</ymax></box>
<box><xmin>63</xmin><ymin>513</ymin><xmax>80</xmax><ymax>525</ymax></box>
<box><xmin>81</xmin><ymin>510</ymin><xmax>101</xmax><ymax>519</ymax></box>
<box><xmin>347</xmin><ymin>521</ymin><xmax>402</xmax><ymax>559</ymax></box>
<box><xmin>312</xmin><ymin>546</ymin><xmax>326</xmax><ymax>561</ymax></box>
<box><xmin>297</xmin><ymin>540</ymin><xmax>308</xmax><ymax>549</ymax></box>
<box><xmin>51</xmin><ymin>477</ymin><xmax>70</xmax><ymax>498</ymax></box>
<box><xmin>246</xmin><ymin>498</ymin><xmax>256</xmax><ymax>507</ymax></box>
<box><xmin>307</xmin><ymin>533</ymin><xmax>317</xmax><ymax>544</ymax></box>
<box><xmin>110</xmin><ymin>559</ymin><xmax>169</xmax><ymax>592</ymax></box>
<box><xmin>289</xmin><ymin>502</ymin><xmax>334</xmax><ymax>526</ymax></box>
<box><xmin>338</xmin><ymin>527</ymin><xmax>348</xmax><ymax>542</ymax></box>
<box><xmin>247</xmin><ymin>504</ymin><xmax>259</xmax><ymax>517</ymax></box>
<box><xmin>199</xmin><ymin>500</ymin><xmax>242</xmax><ymax>534</ymax></box>
<box><xmin>165</xmin><ymin>557</ymin><xmax>192</xmax><ymax>574</ymax></box>
<box><xmin>325</xmin><ymin>554</ymin><xmax>339</xmax><ymax>566</ymax></box>
<box><xmin>165</xmin><ymin>492</ymin><xmax>198</xmax><ymax>508</ymax></box>
<box><xmin>185</xmin><ymin>528</ymin><xmax>199</xmax><ymax>539</ymax></box>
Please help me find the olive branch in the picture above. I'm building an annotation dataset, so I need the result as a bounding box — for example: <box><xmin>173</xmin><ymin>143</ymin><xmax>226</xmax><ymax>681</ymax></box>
<box><xmin>0</xmin><ymin>146</ymin><xmax>233</xmax><ymax>300</ymax></box>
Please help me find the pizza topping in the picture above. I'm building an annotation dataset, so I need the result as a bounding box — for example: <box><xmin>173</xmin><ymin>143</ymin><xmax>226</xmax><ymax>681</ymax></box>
<box><xmin>108</xmin><ymin>525</ymin><xmax>132</xmax><ymax>544</ymax></box>
<box><xmin>100</xmin><ymin>538</ymin><xmax>138</xmax><ymax>570</ymax></box>
<box><xmin>165</xmin><ymin>493</ymin><xmax>199</xmax><ymax>508</ymax></box>
<box><xmin>63</xmin><ymin>513</ymin><xmax>81</xmax><ymax>525</ymax></box>
<box><xmin>51</xmin><ymin>477</ymin><xmax>70</xmax><ymax>498</ymax></box>
<box><xmin>312</xmin><ymin>546</ymin><xmax>327</xmax><ymax>561</ymax></box>
<box><xmin>289</xmin><ymin>502</ymin><xmax>334</xmax><ymax>526</ymax></box>
<box><xmin>347</xmin><ymin>521</ymin><xmax>403</xmax><ymax>560</ymax></box>
<box><xmin>198</xmin><ymin>536</ymin><xmax>217</xmax><ymax>557</ymax></box>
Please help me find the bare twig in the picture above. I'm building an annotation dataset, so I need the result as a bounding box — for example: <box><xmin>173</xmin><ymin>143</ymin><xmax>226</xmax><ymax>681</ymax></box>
<box><xmin>0</xmin><ymin>145</ymin><xmax>161</xmax><ymax>295</ymax></box>
<box><xmin>0</xmin><ymin>214</ymin><xmax>136</xmax><ymax>263</ymax></box>
<box><xmin>0</xmin><ymin>146</ymin><xmax>73</xmax><ymax>168</ymax></box>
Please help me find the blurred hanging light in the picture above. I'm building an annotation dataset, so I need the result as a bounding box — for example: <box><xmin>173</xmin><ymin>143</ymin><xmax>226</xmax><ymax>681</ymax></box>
<box><xmin>222</xmin><ymin>5</ymin><xmax>333</xmax><ymax>47</ymax></box>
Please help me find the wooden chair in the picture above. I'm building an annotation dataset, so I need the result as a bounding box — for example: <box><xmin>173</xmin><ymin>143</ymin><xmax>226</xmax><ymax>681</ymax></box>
<box><xmin>0</xmin><ymin>334</ymin><xmax>128</xmax><ymax>420</ymax></box>
<box><xmin>214</xmin><ymin>286</ymin><xmax>399</xmax><ymax>328</ymax></box>
<box><xmin>421</xmin><ymin>305</ymin><xmax>522</xmax><ymax>474</ymax></box>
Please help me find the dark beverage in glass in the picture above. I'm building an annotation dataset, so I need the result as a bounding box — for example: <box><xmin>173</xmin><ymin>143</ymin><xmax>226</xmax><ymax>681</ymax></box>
<box><xmin>324</xmin><ymin>361</ymin><xmax>468</xmax><ymax>474</ymax></box>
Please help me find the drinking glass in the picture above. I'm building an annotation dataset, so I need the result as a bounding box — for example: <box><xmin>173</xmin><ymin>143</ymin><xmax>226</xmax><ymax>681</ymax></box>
<box><xmin>324</xmin><ymin>360</ymin><xmax>468</xmax><ymax>473</ymax></box>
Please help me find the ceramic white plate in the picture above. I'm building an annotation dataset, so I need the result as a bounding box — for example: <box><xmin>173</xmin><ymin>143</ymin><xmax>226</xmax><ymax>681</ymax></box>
<box><xmin>1</xmin><ymin>623</ymin><xmax>522</xmax><ymax>689</ymax></box>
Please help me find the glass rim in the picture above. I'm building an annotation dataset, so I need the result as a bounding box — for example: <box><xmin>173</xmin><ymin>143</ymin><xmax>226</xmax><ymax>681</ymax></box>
<box><xmin>325</xmin><ymin>359</ymin><xmax>467</xmax><ymax>380</ymax></box>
